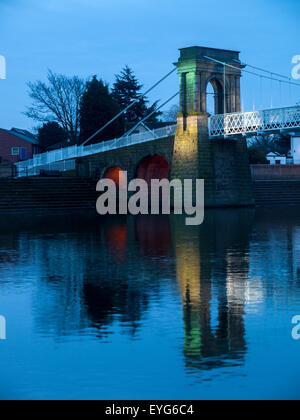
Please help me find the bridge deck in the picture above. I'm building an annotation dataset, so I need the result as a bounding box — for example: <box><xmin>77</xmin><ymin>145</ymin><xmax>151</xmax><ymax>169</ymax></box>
<box><xmin>16</xmin><ymin>125</ymin><xmax>176</xmax><ymax>177</ymax></box>
<box><xmin>15</xmin><ymin>106</ymin><xmax>300</xmax><ymax>177</ymax></box>
<box><xmin>209</xmin><ymin>106</ymin><xmax>300</xmax><ymax>137</ymax></box>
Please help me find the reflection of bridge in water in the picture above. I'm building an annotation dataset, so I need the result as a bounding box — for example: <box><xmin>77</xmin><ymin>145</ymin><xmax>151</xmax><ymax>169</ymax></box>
<box><xmin>173</xmin><ymin>212</ymin><xmax>251</xmax><ymax>370</ymax></box>
<box><xmin>2</xmin><ymin>209</ymin><xmax>300</xmax><ymax>373</ymax></box>
<box><xmin>0</xmin><ymin>210</ymin><xmax>254</xmax><ymax>371</ymax></box>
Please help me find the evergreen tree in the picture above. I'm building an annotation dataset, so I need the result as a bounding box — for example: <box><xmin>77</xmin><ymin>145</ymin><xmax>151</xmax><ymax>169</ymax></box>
<box><xmin>38</xmin><ymin>122</ymin><xmax>68</xmax><ymax>149</ymax></box>
<box><xmin>112</xmin><ymin>66</ymin><xmax>161</xmax><ymax>126</ymax></box>
<box><xmin>79</xmin><ymin>76</ymin><xmax>124</xmax><ymax>144</ymax></box>
<box><xmin>274</xmin><ymin>133</ymin><xmax>291</xmax><ymax>155</ymax></box>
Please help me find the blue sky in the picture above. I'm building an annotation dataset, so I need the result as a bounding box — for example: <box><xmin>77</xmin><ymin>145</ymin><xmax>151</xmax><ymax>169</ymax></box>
<box><xmin>0</xmin><ymin>0</ymin><xmax>299</xmax><ymax>131</ymax></box>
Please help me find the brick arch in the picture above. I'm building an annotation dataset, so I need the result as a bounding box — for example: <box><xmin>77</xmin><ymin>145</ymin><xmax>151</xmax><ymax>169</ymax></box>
<box><xmin>136</xmin><ymin>154</ymin><xmax>171</xmax><ymax>184</ymax></box>
<box><xmin>103</xmin><ymin>166</ymin><xmax>126</xmax><ymax>189</ymax></box>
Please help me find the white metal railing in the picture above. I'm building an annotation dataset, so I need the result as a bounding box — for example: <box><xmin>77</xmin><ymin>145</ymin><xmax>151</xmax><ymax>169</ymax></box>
<box><xmin>15</xmin><ymin>124</ymin><xmax>176</xmax><ymax>177</ymax></box>
<box><xmin>209</xmin><ymin>106</ymin><xmax>300</xmax><ymax>137</ymax></box>
<box><xmin>16</xmin><ymin>159</ymin><xmax>76</xmax><ymax>178</ymax></box>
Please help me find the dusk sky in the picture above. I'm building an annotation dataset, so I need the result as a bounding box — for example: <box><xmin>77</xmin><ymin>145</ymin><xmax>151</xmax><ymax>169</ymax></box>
<box><xmin>0</xmin><ymin>0</ymin><xmax>299</xmax><ymax>132</ymax></box>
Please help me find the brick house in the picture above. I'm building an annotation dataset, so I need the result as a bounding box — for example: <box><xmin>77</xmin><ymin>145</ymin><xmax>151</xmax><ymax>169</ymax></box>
<box><xmin>0</xmin><ymin>157</ymin><xmax>15</xmax><ymax>178</ymax></box>
<box><xmin>0</xmin><ymin>128</ymin><xmax>41</xmax><ymax>163</ymax></box>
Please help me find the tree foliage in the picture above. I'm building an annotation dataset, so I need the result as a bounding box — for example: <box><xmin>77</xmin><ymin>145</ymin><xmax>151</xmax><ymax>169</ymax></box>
<box><xmin>25</xmin><ymin>70</ymin><xmax>85</xmax><ymax>143</ymax></box>
<box><xmin>112</xmin><ymin>66</ymin><xmax>161</xmax><ymax>125</ymax></box>
<box><xmin>274</xmin><ymin>133</ymin><xmax>290</xmax><ymax>155</ymax></box>
<box><xmin>79</xmin><ymin>76</ymin><xmax>124</xmax><ymax>144</ymax></box>
<box><xmin>38</xmin><ymin>122</ymin><xmax>68</xmax><ymax>149</ymax></box>
<box><xmin>248</xmin><ymin>146</ymin><xmax>268</xmax><ymax>164</ymax></box>
<box><xmin>162</xmin><ymin>104</ymin><xmax>179</xmax><ymax>122</ymax></box>
<box><xmin>248</xmin><ymin>134</ymin><xmax>276</xmax><ymax>154</ymax></box>
<box><xmin>248</xmin><ymin>133</ymin><xmax>291</xmax><ymax>155</ymax></box>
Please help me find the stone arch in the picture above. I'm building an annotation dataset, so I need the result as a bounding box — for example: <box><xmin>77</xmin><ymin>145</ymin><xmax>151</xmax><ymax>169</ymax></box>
<box><xmin>136</xmin><ymin>154</ymin><xmax>171</xmax><ymax>184</ymax></box>
<box><xmin>176</xmin><ymin>47</ymin><xmax>244</xmax><ymax>117</ymax></box>
<box><xmin>206</xmin><ymin>77</ymin><xmax>225</xmax><ymax>115</ymax></box>
<box><xmin>103</xmin><ymin>166</ymin><xmax>126</xmax><ymax>189</ymax></box>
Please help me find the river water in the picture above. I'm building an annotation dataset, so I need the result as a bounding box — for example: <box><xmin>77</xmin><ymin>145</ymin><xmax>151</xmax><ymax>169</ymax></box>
<box><xmin>0</xmin><ymin>207</ymin><xmax>299</xmax><ymax>400</ymax></box>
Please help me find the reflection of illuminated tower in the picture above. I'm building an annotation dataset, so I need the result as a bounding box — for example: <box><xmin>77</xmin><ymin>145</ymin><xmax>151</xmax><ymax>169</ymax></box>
<box><xmin>292</xmin><ymin>226</ymin><xmax>300</xmax><ymax>280</ymax></box>
<box><xmin>176</xmin><ymin>236</ymin><xmax>204</xmax><ymax>361</ymax></box>
<box><xmin>172</xmin><ymin>209</ymin><xmax>252</xmax><ymax>370</ymax></box>
<box><xmin>172</xmin><ymin>216</ymin><xmax>213</xmax><ymax>365</ymax></box>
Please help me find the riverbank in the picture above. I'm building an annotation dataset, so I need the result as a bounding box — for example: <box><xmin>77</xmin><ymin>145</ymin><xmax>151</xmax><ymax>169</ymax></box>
<box><xmin>2</xmin><ymin>176</ymin><xmax>300</xmax><ymax>211</ymax></box>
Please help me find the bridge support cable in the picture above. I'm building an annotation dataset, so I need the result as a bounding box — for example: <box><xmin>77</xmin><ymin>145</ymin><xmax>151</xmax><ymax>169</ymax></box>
<box><xmin>205</xmin><ymin>56</ymin><xmax>300</xmax><ymax>88</ymax></box>
<box><xmin>123</xmin><ymin>92</ymin><xmax>179</xmax><ymax>138</ymax></box>
<box><xmin>223</xmin><ymin>64</ymin><xmax>226</xmax><ymax>114</ymax></box>
<box><xmin>238</xmin><ymin>60</ymin><xmax>296</xmax><ymax>108</ymax></box>
<box><xmin>234</xmin><ymin>59</ymin><xmax>296</xmax><ymax>84</ymax></box>
<box><xmin>270</xmin><ymin>73</ymin><xmax>273</xmax><ymax>109</ymax></box>
<box><xmin>205</xmin><ymin>55</ymin><xmax>300</xmax><ymax>111</ymax></box>
<box><xmin>82</xmin><ymin>67</ymin><xmax>177</xmax><ymax>146</ymax></box>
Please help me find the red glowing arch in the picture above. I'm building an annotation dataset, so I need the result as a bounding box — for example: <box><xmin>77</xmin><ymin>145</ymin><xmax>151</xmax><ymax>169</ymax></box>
<box><xmin>136</xmin><ymin>155</ymin><xmax>170</xmax><ymax>184</ymax></box>
<box><xmin>103</xmin><ymin>166</ymin><xmax>126</xmax><ymax>189</ymax></box>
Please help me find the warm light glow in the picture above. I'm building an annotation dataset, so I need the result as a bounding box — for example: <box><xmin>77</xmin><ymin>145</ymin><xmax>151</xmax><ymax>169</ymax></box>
<box><xmin>136</xmin><ymin>155</ymin><xmax>171</xmax><ymax>184</ymax></box>
<box><xmin>105</xmin><ymin>223</ymin><xmax>127</xmax><ymax>264</ymax></box>
<box><xmin>103</xmin><ymin>166</ymin><xmax>126</xmax><ymax>189</ymax></box>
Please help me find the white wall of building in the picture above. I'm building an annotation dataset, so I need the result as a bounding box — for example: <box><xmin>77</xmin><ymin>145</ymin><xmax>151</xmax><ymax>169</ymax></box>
<box><xmin>291</xmin><ymin>137</ymin><xmax>300</xmax><ymax>164</ymax></box>
<box><xmin>267</xmin><ymin>153</ymin><xmax>287</xmax><ymax>165</ymax></box>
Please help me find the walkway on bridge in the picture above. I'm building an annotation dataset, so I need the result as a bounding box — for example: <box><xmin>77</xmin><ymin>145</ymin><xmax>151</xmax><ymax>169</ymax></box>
<box><xmin>16</xmin><ymin>105</ymin><xmax>300</xmax><ymax>177</ymax></box>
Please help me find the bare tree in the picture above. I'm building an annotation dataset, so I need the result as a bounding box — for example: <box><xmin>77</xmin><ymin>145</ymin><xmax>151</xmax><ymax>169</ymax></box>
<box><xmin>162</xmin><ymin>104</ymin><xmax>179</xmax><ymax>122</ymax></box>
<box><xmin>248</xmin><ymin>134</ymin><xmax>277</xmax><ymax>154</ymax></box>
<box><xmin>25</xmin><ymin>70</ymin><xmax>85</xmax><ymax>143</ymax></box>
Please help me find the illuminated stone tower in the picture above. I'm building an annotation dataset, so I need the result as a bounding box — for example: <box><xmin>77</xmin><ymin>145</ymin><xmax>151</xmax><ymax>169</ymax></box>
<box><xmin>172</xmin><ymin>46</ymin><xmax>254</xmax><ymax>207</ymax></box>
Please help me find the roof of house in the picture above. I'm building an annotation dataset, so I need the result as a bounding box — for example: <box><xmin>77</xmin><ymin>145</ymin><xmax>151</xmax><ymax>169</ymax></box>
<box><xmin>147</xmin><ymin>121</ymin><xmax>177</xmax><ymax>130</ymax></box>
<box><xmin>267</xmin><ymin>152</ymin><xmax>285</xmax><ymax>157</ymax></box>
<box><xmin>0</xmin><ymin>128</ymin><xmax>40</xmax><ymax>145</ymax></box>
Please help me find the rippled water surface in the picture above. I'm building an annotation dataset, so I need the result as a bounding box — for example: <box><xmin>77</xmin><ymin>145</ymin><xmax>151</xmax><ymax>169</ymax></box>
<box><xmin>0</xmin><ymin>208</ymin><xmax>300</xmax><ymax>400</ymax></box>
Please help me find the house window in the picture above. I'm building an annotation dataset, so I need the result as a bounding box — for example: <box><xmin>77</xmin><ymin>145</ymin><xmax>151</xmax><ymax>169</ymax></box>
<box><xmin>20</xmin><ymin>147</ymin><xmax>27</xmax><ymax>161</ymax></box>
<box><xmin>275</xmin><ymin>160</ymin><xmax>281</xmax><ymax>165</ymax></box>
<box><xmin>11</xmin><ymin>147</ymin><xmax>20</xmax><ymax>156</ymax></box>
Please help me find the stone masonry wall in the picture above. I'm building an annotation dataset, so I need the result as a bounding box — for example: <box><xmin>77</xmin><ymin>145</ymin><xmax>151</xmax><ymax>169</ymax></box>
<box><xmin>172</xmin><ymin>116</ymin><xmax>254</xmax><ymax>207</ymax></box>
<box><xmin>213</xmin><ymin>138</ymin><xmax>254</xmax><ymax>206</ymax></box>
<box><xmin>77</xmin><ymin>136</ymin><xmax>175</xmax><ymax>181</ymax></box>
<box><xmin>76</xmin><ymin>129</ymin><xmax>254</xmax><ymax>208</ymax></box>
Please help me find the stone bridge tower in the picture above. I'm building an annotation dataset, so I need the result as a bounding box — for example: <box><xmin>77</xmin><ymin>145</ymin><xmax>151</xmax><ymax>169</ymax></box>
<box><xmin>172</xmin><ymin>46</ymin><xmax>254</xmax><ymax>207</ymax></box>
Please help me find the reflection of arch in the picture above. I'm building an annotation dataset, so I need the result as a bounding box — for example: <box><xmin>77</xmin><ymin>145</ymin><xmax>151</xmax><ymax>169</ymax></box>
<box><xmin>206</xmin><ymin>78</ymin><xmax>225</xmax><ymax>115</ymax></box>
<box><xmin>136</xmin><ymin>155</ymin><xmax>170</xmax><ymax>184</ymax></box>
<box><xmin>105</xmin><ymin>221</ymin><xmax>127</xmax><ymax>264</ymax></box>
<box><xmin>103</xmin><ymin>166</ymin><xmax>126</xmax><ymax>188</ymax></box>
<box><xmin>135</xmin><ymin>215</ymin><xmax>171</xmax><ymax>257</ymax></box>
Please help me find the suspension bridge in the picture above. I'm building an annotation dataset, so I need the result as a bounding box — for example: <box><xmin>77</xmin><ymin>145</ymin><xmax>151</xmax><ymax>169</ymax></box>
<box><xmin>14</xmin><ymin>46</ymin><xmax>300</xmax><ymax>207</ymax></box>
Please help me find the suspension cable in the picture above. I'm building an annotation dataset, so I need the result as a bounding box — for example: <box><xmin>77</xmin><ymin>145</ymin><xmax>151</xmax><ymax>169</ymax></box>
<box><xmin>204</xmin><ymin>56</ymin><xmax>300</xmax><ymax>88</ymax></box>
<box><xmin>82</xmin><ymin>67</ymin><xmax>177</xmax><ymax>146</ymax></box>
<box><xmin>234</xmin><ymin>59</ymin><xmax>293</xmax><ymax>82</ymax></box>
<box><xmin>123</xmin><ymin>92</ymin><xmax>179</xmax><ymax>137</ymax></box>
